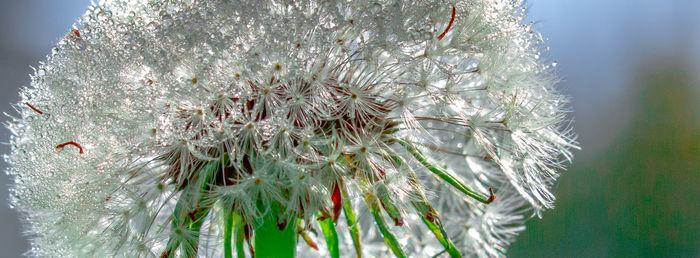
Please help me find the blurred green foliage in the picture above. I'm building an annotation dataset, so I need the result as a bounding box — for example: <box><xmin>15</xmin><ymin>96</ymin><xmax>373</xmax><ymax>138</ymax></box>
<box><xmin>509</xmin><ymin>66</ymin><xmax>700</xmax><ymax>257</ymax></box>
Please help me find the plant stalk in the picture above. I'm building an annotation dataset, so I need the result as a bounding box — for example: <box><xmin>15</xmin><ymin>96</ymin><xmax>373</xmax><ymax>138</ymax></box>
<box><xmin>224</xmin><ymin>209</ymin><xmax>238</xmax><ymax>258</ymax></box>
<box><xmin>253</xmin><ymin>203</ymin><xmax>297</xmax><ymax>258</ymax></box>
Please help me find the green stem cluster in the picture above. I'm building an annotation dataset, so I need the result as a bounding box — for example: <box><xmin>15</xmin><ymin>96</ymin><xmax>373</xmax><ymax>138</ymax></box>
<box><xmin>162</xmin><ymin>138</ymin><xmax>493</xmax><ymax>258</ymax></box>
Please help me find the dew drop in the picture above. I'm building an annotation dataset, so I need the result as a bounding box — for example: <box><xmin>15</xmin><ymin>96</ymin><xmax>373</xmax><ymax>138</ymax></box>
<box><xmin>116</xmin><ymin>23</ymin><xmax>128</xmax><ymax>34</ymax></box>
<box><xmin>96</xmin><ymin>10</ymin><xmax>112</xmax><ymax>22</ymax></box>
<box><xmin>146</xmin><ymin>21</ymin><xmax>160</xmax><ymax>31</ymax></box>
<box><xmin>73</xmin><ymin>39</ymin><xmax>87</xmax><ymax>51</ymax></box>
<box><xmin>370</xmin><ymin>3</ymin><xmax>382</xmax><ymax>14</ymax></box>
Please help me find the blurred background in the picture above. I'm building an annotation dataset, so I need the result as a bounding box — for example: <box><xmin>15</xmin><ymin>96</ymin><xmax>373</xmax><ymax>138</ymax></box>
<box><xmin>0</xmin><ymin>1</ymin><xmax>698</xmax><ymax>257</ymax></box>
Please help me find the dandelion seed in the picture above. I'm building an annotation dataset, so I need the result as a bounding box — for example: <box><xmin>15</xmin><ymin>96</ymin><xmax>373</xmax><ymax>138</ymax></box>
<box><xmin>5</xmin><ymin>0</ymin><xmax>576</xmax><ymax>257</ymax></box>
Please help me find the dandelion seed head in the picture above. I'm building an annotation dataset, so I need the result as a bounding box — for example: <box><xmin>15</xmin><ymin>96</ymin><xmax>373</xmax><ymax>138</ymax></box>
<box><xmin>6</xmin><ymin>0</ymin><xmax>576</xmax><ymax>257</ymax></box>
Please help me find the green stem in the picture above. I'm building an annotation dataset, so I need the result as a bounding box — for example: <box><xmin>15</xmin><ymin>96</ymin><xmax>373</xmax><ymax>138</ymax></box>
<box><xmin>384</xmin><ymin>154</ymin><xmax>462</xmax><ymax>257</ymax></box>
<box><xmin>318</xmin><ymin>217</ymin><xmax>340</xmax><ymax>258</ymax></box>
<box><xmin>365</xmin><ymin>193</ymin><xmax>407</xmax><ymax>258</ymax></box>
<box><xmin>340</xmin><ymin>184</ymin><xmax>362</xmax><ymax>257</ymax></box>
<box><xmin>236</xmin><ymin>223</ymin><xmax>246</xmax><ymax>258</ymax></box>
<box><xmin>224</xmin><ymin>209</ymin><xmax>239</xmax><ymax>258</ymax></box>
<box><xmin>394</xmin><ymin>138</ymin><xmax>495</xmax><ymax>204</ymax></box>
<box><xmin>254</xmin><ymin>203</ymin><xmax>297</xmax><ymax>258</ymax></box>
<box><xmin>162</xmin><ymin>160</ymin><xmax>219</xmax><ymax>257</ymax></box>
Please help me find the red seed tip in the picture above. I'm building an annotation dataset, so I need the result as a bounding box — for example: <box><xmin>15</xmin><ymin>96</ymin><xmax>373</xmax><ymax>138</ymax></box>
<box><xmin>426</xmin><ymin>213</ymin><xmax>434</xmax><ymax>223</ymax></box>
<box><xmin>394</xmin><ymin>218</ymin><xmax>405</xmax><ymax>226</ymax></box>
<box><xmin>159</xmin><ymin>250</ymin><xmax>172</xmax><ymax>258</ymax></box>
<box><xmin>486</xmin><ymin>187</ymin><xmax>496</xmax><ymax>203</ymax></box>
<box><xmin>309</xmin><ymin>242</ymin><xmax>319</xmax><ymax>250</ymax></box>
<box><xmin>24</xmin><ymin>102</ymin><xmax>43</xmax><ymax>114</ymax></box>
<box><xmin>437</xmin><ymin>6</ymin><xmax>456</xmax><ymax>40</ymax></box>
<box><xmin>56</xmin><ymin>141</ymin><xmax>84</xmax><ymax>154</ymax></box>
<box><xmin>187</xmin><ymin>209</ymin><xmax>198</xmax><ymax>221</ymax></box>
<box><xmin>306</xmin><ymin>237</ymin><xmax>319</xmax><ymax>250</ymax></box>
<box><xmin>277</xmin><ymin>218</ymin><xmax>288</xmax><ymax>231</ymax></box>
<box><xmin>331</xmin><ymin>185</ymin><xmax>342</xmax><ymax>222</ymax></box>
<box><xmin>243</xmin><ymin>224</ymin><xmax>252</xmax><ymax>239</ymax></box>
<box><xmin>71</xmin><ymin>29</ymin><xmax>80</xmax><ymax>38</ymax></box>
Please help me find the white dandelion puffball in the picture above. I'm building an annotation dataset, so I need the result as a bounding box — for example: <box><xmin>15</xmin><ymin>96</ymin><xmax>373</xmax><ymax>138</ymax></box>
<box><xmin>6</xmin><ymin>0</ymin><xmax>577</xmax><ymax>257</ymax></box>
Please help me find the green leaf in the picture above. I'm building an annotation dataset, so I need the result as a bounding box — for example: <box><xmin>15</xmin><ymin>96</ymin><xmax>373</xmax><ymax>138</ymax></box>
<box><xmin>394</xmin><ymin>138</ymin><xmax>495</xmax><ymax>204</ymax></box>
<box><xmin>318</xmin><ymin>217</ymin><xmax>340</xmax><ymax>258</ymax></box>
